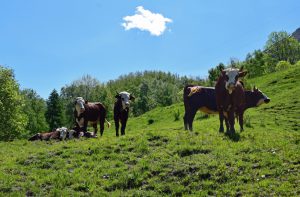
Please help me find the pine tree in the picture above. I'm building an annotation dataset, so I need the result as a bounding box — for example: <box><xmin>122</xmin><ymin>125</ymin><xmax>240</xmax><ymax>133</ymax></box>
<box><xmin>45</xmin><ymin>89</ymin><xmax>64</xmax><ymax>130</ymax></box>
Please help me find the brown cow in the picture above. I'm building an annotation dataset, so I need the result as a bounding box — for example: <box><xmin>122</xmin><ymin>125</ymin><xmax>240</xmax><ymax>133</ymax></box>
<box><xmin>183</xmin><ymin>85</ymin><xmax>270</xmax><ymax>131</ymax></box>
<box><xmin>215</xmin><ymin>68</ymin><xmax>247</xmax><ymax>133</ymax></box>
<box><xmin>114</xmin><ymin>91</ymin><xmax>135</xmax><ymax>136</ymax></box>
<box><xmin>74</xmin><ymin>97</ymin><xmax>110</xmax><ymax>137</ymax></box>
<box><xmin>28</xmin><ymin>127</ymin><xmax>68</xmax><ymax>141</ymax></box>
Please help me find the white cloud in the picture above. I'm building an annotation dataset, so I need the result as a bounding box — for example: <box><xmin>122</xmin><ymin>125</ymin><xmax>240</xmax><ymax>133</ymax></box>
<box><xmin>122</xmin><ymin>6</ymin><xmax>172</xmax><ymax>36</ymax></box>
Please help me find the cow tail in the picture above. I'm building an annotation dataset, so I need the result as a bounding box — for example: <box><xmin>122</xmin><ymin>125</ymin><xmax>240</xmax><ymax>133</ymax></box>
<box><xmin>106</xmin><ymin>119</ymin><xmax>111</xmax><ymax>128</ymax></box>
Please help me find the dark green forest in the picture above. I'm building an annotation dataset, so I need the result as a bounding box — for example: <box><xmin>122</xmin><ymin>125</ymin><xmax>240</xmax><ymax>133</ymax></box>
<box><xmin>1</xmin><ymin>30</ymin><xmax>300</xmax><ymax>141</ymax></box>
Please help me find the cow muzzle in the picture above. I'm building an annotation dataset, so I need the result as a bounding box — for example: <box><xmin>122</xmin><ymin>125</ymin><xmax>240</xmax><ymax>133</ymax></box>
<box><xmin>225</xmin><ymin>83</ymin><xmax>235</xmax><ymax>93</ymax></box>
<box><xmin>264</xmin><ymin>98</ymin><xmax>270</xmax><ymax>103</ymax></box>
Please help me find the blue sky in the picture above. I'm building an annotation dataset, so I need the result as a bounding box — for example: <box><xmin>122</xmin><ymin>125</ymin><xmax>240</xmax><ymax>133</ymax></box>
<box><xmin>1</xmin><ymin>0</ymin><xmax>299</xmax><ymax>98</ymax></box>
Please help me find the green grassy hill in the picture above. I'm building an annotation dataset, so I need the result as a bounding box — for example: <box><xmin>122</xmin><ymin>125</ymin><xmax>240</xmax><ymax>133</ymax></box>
<box><xmin>0</xmin><ymin>67</ymin><xmax>299</xmax><ymax>196</ymax></box>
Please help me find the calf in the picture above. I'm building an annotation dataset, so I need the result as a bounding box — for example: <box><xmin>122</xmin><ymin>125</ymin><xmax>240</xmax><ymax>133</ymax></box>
<box><xmin>114</xmin><ymin>91</ymin><xmax>135</xmax><ymax>136</ymax></box>
<box><xmin>215</xmin><ymin>68</ymin><xmax>247</xmax><ymax>133</ymax></box>
<box><xmin>28</xmin><ymin>127</ymin><xmax>68</xmax><ymax>141</ymax></box>
<box><xmin>183</xmin><ymin>85</ymin><xmax>270</xmax><ymax>131</ymax></box>
<box><xmin>74</xmin><ymin>97</ymin><xmax>111</xmax><ymax>137</ymax></box>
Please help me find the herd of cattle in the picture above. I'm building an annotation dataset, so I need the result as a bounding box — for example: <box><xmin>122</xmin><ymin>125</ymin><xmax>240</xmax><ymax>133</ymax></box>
<box><xmin>29</xmin><ymin>68</ymin><xmax>270</xmax><ymax>141</ymax></box>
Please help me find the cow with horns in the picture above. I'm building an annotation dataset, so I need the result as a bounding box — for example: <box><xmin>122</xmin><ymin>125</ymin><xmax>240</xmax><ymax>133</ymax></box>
<box><xmin>215</xmin><ymin>67</ymin><xmax>248</xmax><ymax>133</ymax></box>
<box><xmin>74</xmin><ymin>97</ymin><xmax>111</xmax><ymax>137</ymax></box>
<box><xmin>114</xmin><ymin>91</ymin><xmax>135</xmax><ymax>136</ymax></box>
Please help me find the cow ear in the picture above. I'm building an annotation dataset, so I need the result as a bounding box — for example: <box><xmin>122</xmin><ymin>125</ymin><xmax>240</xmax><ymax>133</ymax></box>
<box><xmin>130</xmin><ymin>94</ymin><xmax>135</xmax><ymax>101</ymax></box>
<box><xmin>253</xmin><ymin>85</ymin><xmax>258</xmax><ymax>91</ymax></box>
<box><xmin>115</xmin><ymin>94</ymin><xmax>120</xmax><ymax>99</ymax></box>
<box><xmin>238</xmin><ymin>71</ymin><xmax>247</xmax><ymax>78</ymax></box>
<box><xmin>85</xmin><ymin>100</ymin><xmax>88</xmax><ymax>104</ymax></box>
<box><xmin>221</xmin><ymin>70</ymin><xmax>226</xmax><ymax>76</ymax></box>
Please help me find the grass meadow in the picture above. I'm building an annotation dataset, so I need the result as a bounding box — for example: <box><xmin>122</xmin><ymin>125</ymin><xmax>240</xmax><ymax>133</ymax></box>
<box><xmin>0</xmin><ymin>66</ymin><xmax>299</xmax><ymax>196</ymax></box>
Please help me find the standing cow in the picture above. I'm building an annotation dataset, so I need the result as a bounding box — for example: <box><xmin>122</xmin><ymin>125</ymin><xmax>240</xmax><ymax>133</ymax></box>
<box><xmin>183</xmin><ymin>85</ymin><xmax>270</xmax><ymax>131</ymax></box>
<box><xmin>74</xmin><ymin>97</ymin><xmax>110</xmax><ymax>137</ymax></box>
<box><xmin>215</xmin><ymin>68</ymin><xmax>247</xmax><ymax>134</ymax></box>
<box><xmin>114</xmin><ymin>91</ymin><xmax>135</xmax><ymax>136</ymax></box>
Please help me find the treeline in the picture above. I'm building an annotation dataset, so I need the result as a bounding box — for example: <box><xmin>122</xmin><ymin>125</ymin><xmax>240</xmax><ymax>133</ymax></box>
<box><xmin>1</xmin><ymin>30</ymin><xmax>300</xmax><ymax>141</ymax></box>
<box><xmin>60</xmin><ymin>71</ymin><xmax>205</xmax><ymax>127</ymax></box>
<box><xmin>0</xmin><ymin>67</ymin><xmax>204</xmax><ymax>141</ymax></box>
<box><xmin>207</xmin><ymin>31</ymin><xmax>300</xmax><ymax>84</ymax></box>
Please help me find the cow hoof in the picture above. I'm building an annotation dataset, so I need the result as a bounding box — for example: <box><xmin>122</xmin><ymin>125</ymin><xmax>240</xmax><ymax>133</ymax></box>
<box><xmin>219</xmin><ymin>128</ymin><xmax>224</xmax><ymax>133</ymax></box>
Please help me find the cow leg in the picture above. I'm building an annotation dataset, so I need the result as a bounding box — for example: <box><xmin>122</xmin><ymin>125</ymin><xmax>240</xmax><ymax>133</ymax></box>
<box><xmin>224</xmin><ymin>116</ymin><xmax>230</xmax><ymax>133</ymax></box>
<box><xmin>218</xmin><ymin>110</ymin><xmax>224</xmax><ymax>132</ymax></box>
<box><xmin>239</xmin><ymin>111</ymin><xmax>244</xmax><ymax>132</ymax></box>
<box><xmin>83</xmin><ymin>120</ymin><xmax>88</xmax><ymax>133</ymax></box>
<box><xmin>228</xmin><ymin>110</ymin><xmax>235</xmax><ymax>134</ymax></box>
<box><xmin>99</xmin><ymin>118</ymin><xmax>105</xmax><ymax>136</ymax></box>
<box><xmin>114</xmin><ymin>117</ymin><xmax>120</xmax><ymax>137</ymax></box>
<box><xmin>93</xmin><ymin>123</ymin><xmax>98</xmax><ymax>137</ymax></box>
<box><xmin>183</xmin><ymin>112</ymin><xmax>189</xmax><ymax>130</ymax></box>
<box><xmin>187</xmin><ymin>110</ymin><xmax>197</xmax><ymax>131</ymax></box>
<box><xmin>121</xmin><ymin>119</ymin><xmax>127</xmax><ymax>136</ymax></box>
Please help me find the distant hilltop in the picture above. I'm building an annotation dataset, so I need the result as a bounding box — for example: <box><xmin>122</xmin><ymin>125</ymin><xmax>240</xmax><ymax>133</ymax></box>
<box><xmin>292</xmin><ymin>27</ymin><xmax>300</xmax><ymax>42</ymax></box>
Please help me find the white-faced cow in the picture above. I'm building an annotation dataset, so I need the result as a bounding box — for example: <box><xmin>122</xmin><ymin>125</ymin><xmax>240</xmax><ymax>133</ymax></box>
<box><xmin>183</xmin><ymin>85</ymin><xmax>270</xmax><ymax>131</ymax></box>
<box><xmin>215</xmin><ymin>68</ymin><xmax>247</xmax><ymax>133</ymax></box>
<box><xmin>28</xmin><ymin>127</ymin><xmax>69</xmax><ymax>141</ymax></box>
<box><xmin>114</xmin><ymin>91</ymin><xmax>135</xmax><ymax>136</ymax></box>
<box><xmin>74</xmin><ymin>97</ymin><xmax>111</xmax><ymax>137</ymax></box>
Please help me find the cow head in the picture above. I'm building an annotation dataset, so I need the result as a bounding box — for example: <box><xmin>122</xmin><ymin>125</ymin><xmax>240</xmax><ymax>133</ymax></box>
<box><xmin>58</xmin><ymin>127</ymin><xmax>68</xmax><ymax>140</ymax></box>
<box><xmin>74</xmin><ymin>97</ymin><xmax>85</xmax><ymax>116</ymax></box>
<box><xmin>252</xmin><ymin>86</ymin><xmax>270</xmax><ymax>106</ymax></box>
<box><xmin>115</xmin><ymin>91</ymin><xmax>135</xmax><ymax>110</ymax></box>
<box><xmin>222</xmin><ymin>68</ymin><xmax>247</xmax><ymax>94</ymax></box>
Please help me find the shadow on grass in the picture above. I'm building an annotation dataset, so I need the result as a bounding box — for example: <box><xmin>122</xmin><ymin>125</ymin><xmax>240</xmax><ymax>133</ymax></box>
<box><xmin>225</xmin><ymin>132</ymin><xmax>240</xmax><ymax>142</ymax></box>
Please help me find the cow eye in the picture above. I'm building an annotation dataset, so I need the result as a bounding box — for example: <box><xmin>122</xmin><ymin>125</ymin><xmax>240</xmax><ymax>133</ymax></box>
<box><xmin>122</xmin><ymin>98</ymin><xmax>124</xmax><ymax>101</ymax></box>
<box><xmin>225</xmin><ymin>76</ymin><xmax>229</xmax><ymax>80</ymax></box>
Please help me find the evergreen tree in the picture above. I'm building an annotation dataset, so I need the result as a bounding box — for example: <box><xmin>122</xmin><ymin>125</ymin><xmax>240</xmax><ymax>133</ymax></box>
<box><xmin>45</xmin><ymin>89</ymin><xmax>64</xmax><ymax>130</ymax></box>
<box><xmin>0</xmin><ymin>66</ymin><xmax>27</xmax><ymax>141</ymax></box>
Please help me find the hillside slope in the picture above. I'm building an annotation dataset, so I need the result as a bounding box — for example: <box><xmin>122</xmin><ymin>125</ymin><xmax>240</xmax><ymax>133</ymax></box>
<box><xmin>0</xmin><ymin>67</ymin><xmax>299</xmax><ymax>196</ymax></box>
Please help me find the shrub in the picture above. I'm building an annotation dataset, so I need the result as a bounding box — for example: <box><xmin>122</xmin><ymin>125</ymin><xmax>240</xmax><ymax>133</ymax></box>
<box><xmin>275</xmin><ymin>61</ymin><xmax>292</xmax><ymax>71</ymax></box>
<box><xmin>148</xmin><ymin>119</ymin><xmax>154</xmax><ymax>125</ymax></box>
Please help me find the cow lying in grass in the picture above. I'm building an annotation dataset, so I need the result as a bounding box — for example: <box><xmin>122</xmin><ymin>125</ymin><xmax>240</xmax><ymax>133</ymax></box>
<box><xmin>28</xmin><ymin>127</ymin><xmax>96</xmax><ymax>141</ymax></box>
<box><xmin>183</xmin><ymin>85</ymin><xmax>270</xmax><ymax>132</ymax></box>
<box><xmin>28</xmin><ymin>127</ymin><xmax>71</xmax><ymax>141</ymax></box>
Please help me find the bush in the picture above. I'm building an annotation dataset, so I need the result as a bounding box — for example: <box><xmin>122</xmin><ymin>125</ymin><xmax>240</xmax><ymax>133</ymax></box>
<box><xmin>275</xmin><ymin>61</ymin><xmax>292</xmax><ymax>71</ymax></box>
<box><xmin>148</xmin><ymin>119</ymin><xmax>154</xmax><ymax>125</ymax></box>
